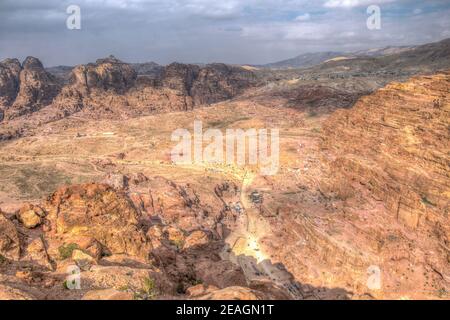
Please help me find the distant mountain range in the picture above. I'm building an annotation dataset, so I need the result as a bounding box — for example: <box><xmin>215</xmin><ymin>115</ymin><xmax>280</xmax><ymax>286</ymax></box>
<box><xmin>260</xmin><ymin>52</ymin><xmax>345</xmax><ymax>70</ymax></box>
<box><xmin>45</xmin><ymin>39</ymin><xmax>450</xmax><ymax>79</ymax></box>
<box><xmin>257</xmin><ymin>43</ymin><xmax>430</xmax><ymax>69</ymax></box>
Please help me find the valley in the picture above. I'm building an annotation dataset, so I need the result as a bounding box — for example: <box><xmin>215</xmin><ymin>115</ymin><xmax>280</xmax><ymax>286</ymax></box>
<box><xmin>0</xmin><ymin>38</ymin><xmax>449</xmax><ymax>301</ymax></box>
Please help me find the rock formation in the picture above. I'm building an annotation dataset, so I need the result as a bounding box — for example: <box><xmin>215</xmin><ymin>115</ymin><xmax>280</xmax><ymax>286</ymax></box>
<box><xmin>7</xmin><ymin>57</ymin><xmax>61</xmax><ymax>119</ymax></box>
<box><xmin>320</xmin><ymin>71</ymin><xmax>450</xmax><ymax>287</ymax></box>
<box><xmin>161</xmin><ymin>62</ymin><xmax>256</xmax><ymax>105</ymax></box>
<box><xmin>0</xmin><ymin>213</ymin><xmax>21</xmax><ymax>261</ymax></box>
<box><xmin>0</xmin><ymin>175</ymin><xmax>279</xmax><ymax>300</ymax></box>
<box><xmin>0</xmin><ymin>56</ymin><xmax>257</xmax><ymax>140</ymax></box>
<box><xmin>0</xmin><ymin>59</ymin><xmax>22</xmax><ymax>121</ymax></box>
<box><xmin>70</xmin><ymin>56</ymin><xmax>137</xmax><ymax>94</ymax></box>
<box><xmin>322</xmin><ymin>71</ymin><xmax>449</xmax><ymax>231</ymax></box>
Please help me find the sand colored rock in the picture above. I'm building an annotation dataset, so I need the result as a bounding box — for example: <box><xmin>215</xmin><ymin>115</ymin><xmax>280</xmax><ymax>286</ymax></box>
<box><xmin>81</xmin><ymin>288</ymin><xmax>134</xmax><ymax>300</ymax></box>
<box><xmin>0</xmin><ymin>214</ymin><xmax>20</xmax><ymax>261</ymax></box>
<box><xmin>183</xmin><ymin>230</ymin><xmax>210</xmax><ymax>250</ymax></box>
<box><xmin>0</xmin><ymin>284</ymin><xmax>35</xmax><ymax>300</ymax></box>
<box><xmin>0</xmin><ymin>58</ymin><xmax>21</xmax><ymax>112</ymax></box>
<box><xmin>18</xmin><ymin>204</ymin><xmax>45</xmax><ymax>229</ymax></box>
<box><xmin>44</xmin><ymin>183</ymin><xmax>150</xmax><ymax>258</ymax></box>
<box><xmin>8</xmin><ymin>57</ymin><xmax>60</xmax><ymax>119</ymax></box>
<box><xmin>322</xmin><ymin>71</ymin><xmax>449</xmax><ymax>235</ymax></box>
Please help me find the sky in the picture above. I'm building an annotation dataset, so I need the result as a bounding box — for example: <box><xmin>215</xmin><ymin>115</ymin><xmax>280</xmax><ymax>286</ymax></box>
<box><xmin>0</xmin><ymin>0</ymin><xmax>449</xmax><ymax>67</ymax></box>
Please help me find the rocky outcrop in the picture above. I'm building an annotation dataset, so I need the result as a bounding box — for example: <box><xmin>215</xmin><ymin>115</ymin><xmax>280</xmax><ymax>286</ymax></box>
<box><xmin>17</xmin><ymin>204</ymin><xmax>45</xmax><ymax>229</ymax></box>
<box><xmin>191</xmin><ymin>63</ymin><xmax>257</xmax><ymax>105</ymax></box>
<box><xmin>0</xmin><ymin>284</ymin><xmax>35</xmax><ymax>300</ymax></box>
<box><xmin>0</xmin><ymin>177</ymin><xmax>287</xmax><ymax>300</ymax></box>
<box><xmin>161</xmin><ymin>62</ymin><xmax>256</xmax><ymax>105</ymax></box>
<box><xmin>0</xmin><ymin>56</ymin><xmax>257</xmax><ymax>141</ymax></box>
<box><xmin>43</xmin><ymin>183</ymin><xmax>149</xmax><ymax>259</ymax></box>
<box><xmin>70</xmin><ymin>56</ymin><xmax>137</xmax><ymax>94</ymax></box>
<box><xmin>7</xmin><ymin>57</ymin><xmax>61</xmax><ymax>119</ymax></box>
<box><xmin>0</xmin><ymin>213</ymin><xmax>20</xmax><ymax>261</ymax></box>
<box><xmin>161</xmin><ymin>62</ymin><xmax>199</xmax><ymax>94</ymax></box>
<box><xmin>0</xmin><ymin>58</ymin><xmax>22</xmax><ymax>115</ymax></box>
<box><xmin>321</xmin><ymin>71</ymin><xmax>450</xmax><ymax>244</ymax></box>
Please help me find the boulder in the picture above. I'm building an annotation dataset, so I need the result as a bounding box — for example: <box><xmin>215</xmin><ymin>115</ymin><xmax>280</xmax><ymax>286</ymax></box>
<box><xmin>72</xmin><ymin>249</ymin><xmax>97</xmax><ymax>270</ymax></box>
<box><xmin>186</xmin><ymin>284</ymin><xmax>219</xmax><ymax>297</ymax></box>
<box><xmin>183</xmin><ymin>230</ymin><xmax>209</xmax><ymax>250</ymax></box>
<box><xmin>0</xmin><ymin>214</ymin><xmax>20</xmax><ymax>260</ymax></box>
<box><xmin>25</xmin><ymin>237</ymin><xmax>54</xmax><ymax>270</ymax></box>
<box><xmin>44</xmin><ymin>183</ymin><xmax>150</xmax><ymax>259</ymax></box>
<box><xmin>18</xmin><ymin>204</ymin><xmax>45</xmax><ymax>229</ymax></box>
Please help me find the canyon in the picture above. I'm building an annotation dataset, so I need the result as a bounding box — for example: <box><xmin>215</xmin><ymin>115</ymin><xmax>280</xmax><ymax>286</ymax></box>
<box><xmin>0</xmin><ymin>38</ymin><xmax>449</xmax><ymax>300</ymax></box>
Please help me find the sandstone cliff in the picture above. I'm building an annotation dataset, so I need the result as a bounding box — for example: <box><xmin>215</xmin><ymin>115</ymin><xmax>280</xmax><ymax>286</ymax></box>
<box><xmin>0</xmin><ymin>58</ymin><xmax>22</xmax><ymax>119</ymax></box>
<box><xmin>7</xmin><ymin>57</ymin><xmax>61</xmax><ymax>120</ymax></box>
<box><xmin>321</xmin><ymin>70</ymin><xmax>450</xmax><ymax>256</ymax></box>
<box><xmin>0</xmin><ymin>56</ymin><xmax>257</xmax><ymax>139</ymax></box>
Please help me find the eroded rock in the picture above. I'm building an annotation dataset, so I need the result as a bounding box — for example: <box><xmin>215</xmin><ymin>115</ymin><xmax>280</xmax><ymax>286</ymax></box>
<box><xmin>18</xmin><ymin>204</ymin><xmax>45</xmax><ymax>229</ymax></box>
<box><xmin>0</xmin><ymin>214</ymin><xmax>20</xmax><ymax>261</ymax></box>
<box><xmin>44</xmin><ymin>183</ymin><xmax>150</xmax><ymax>259</ymax></box>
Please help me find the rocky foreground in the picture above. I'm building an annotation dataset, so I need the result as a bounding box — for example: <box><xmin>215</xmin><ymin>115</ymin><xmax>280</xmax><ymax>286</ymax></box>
<box><xmin>0</xmin><ymin>175</ymin><xmax>291</xmax><ymax>300</ymax></box>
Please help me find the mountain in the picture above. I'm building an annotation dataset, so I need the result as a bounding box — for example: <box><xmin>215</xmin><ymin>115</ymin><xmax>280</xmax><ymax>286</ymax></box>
<box><xmin>46</xmin><ymin>61</ymin><xmax>164</xmax><ymax>82</ymax></box>
<box><xmin>261</xmin><ymin>39</ymin><xmax>450</xmax><ymax>70</ymax></box>
<box><xmin>46</xmin><ymin>65</ymin><xmax>74</xmax><ymax>83</ymax></box>
<box><xmin>352</xmin><ymin>45</ymin><xmax>415</xmax><ymax>57</ymax></box>
<box><xmin>131</xmin><ymin>61</ymin><xmax>164</xmax><ymax>78</ymax></box>
<box><xmin>0</xmin><ymin>56</ymin><xmax>257</xmax><ymax>140</ymax></box>
<box><xmin>283</xmin><ymin>38</ymin><xmax>450</xmax><ymax>82</ymax></box>
<box><xmin>261</xmin><ymin>52</ymin><xmax>345</xmax><ymax>69</ymax></box>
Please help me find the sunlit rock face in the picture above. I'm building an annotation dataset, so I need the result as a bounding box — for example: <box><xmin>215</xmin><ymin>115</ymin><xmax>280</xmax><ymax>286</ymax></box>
<box><xmin>322</xmin><ymin>71</ymin><xmax>450</xmax><ymax>232</ymax></box>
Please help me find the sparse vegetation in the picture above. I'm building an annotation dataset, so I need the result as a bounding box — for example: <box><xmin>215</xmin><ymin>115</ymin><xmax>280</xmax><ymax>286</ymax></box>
<box><xmin>58</xmin><ymin>243</ymin><xmax>79</xmax><ymax>260</ymax></box>
<box><xmin>208</xmin><ymin>116</ymin><xmax>250</xmax><ymax>129</ymax></box>
<box><xmin>134</xmin><ymin>277</ymin><xmax>157</xmax><ymax>300</ymax></box>
<box><xmin>171</xmin><ymin>238</ymin><xmax>185</xmax><ymax>250</ymax></box>
<box><xmin>421</xmin><ymin>196</ymin><xmax>436</xmax><ymax>207</ymax></box>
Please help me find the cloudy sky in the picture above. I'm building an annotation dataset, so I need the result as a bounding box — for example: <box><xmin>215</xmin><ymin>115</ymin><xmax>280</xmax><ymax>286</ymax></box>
<box><xmin>0</xmin><ymin>0</ymin><xmax>449</xmax><ymax>66</ymax></box>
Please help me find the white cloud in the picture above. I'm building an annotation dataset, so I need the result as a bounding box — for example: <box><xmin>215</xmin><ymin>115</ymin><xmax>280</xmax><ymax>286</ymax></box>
<box><xmin>294</xmin><ymin>13</ymin><xmax>311</xmax><ymax>21</ymax></box>
<box><xmin>324</xmin><ymin>0</ymin><xmax>396</xmax><ymax>8</ymax></box>
<box><xmin>1</xmin><ymin>0</ymin><xmax>449</xmax><ymax>65</ymax></box>
<box><xmin>179</xmin><ymin>0</ymin><xmax>242</xmax><ymax>18</ymax></box>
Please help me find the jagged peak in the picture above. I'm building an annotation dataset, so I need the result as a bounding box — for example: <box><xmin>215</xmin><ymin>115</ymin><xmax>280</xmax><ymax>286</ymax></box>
<box><xmin>0</xmin><ymin>58</ymin><xmax>21</xmax><ymax>68</ymax></box>
<box><xmin>95</xmin><ymin>55</ymin><xmax>125</xmax><ymax>65</ymax></box>
<box><xmin>22</xmin><ymin>56</ymin><xmax>44</xmax><ymax>70</ymax></box>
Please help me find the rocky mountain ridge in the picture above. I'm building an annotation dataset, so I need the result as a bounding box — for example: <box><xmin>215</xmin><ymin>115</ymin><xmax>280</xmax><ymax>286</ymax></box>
<box><xmin>260</xmin><ymin>38</ymin><xmax>449</xmax><ymax>70</ymax></box>
<box><xmin>0</xmin><ymin>56</ymin><xmax>256</xmax><ymax>138</ymax></box>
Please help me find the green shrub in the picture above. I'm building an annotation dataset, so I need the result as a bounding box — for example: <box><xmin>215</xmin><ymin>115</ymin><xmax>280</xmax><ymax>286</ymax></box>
<box><xmin>58</xmin><ymin>243</ymin><xmax>79</xmax><ymax>260</ymax></box>
<box><xmin>134</xmin><ymin>277</ymin><xmax>157</xmax><ymax>300</ymax></box>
